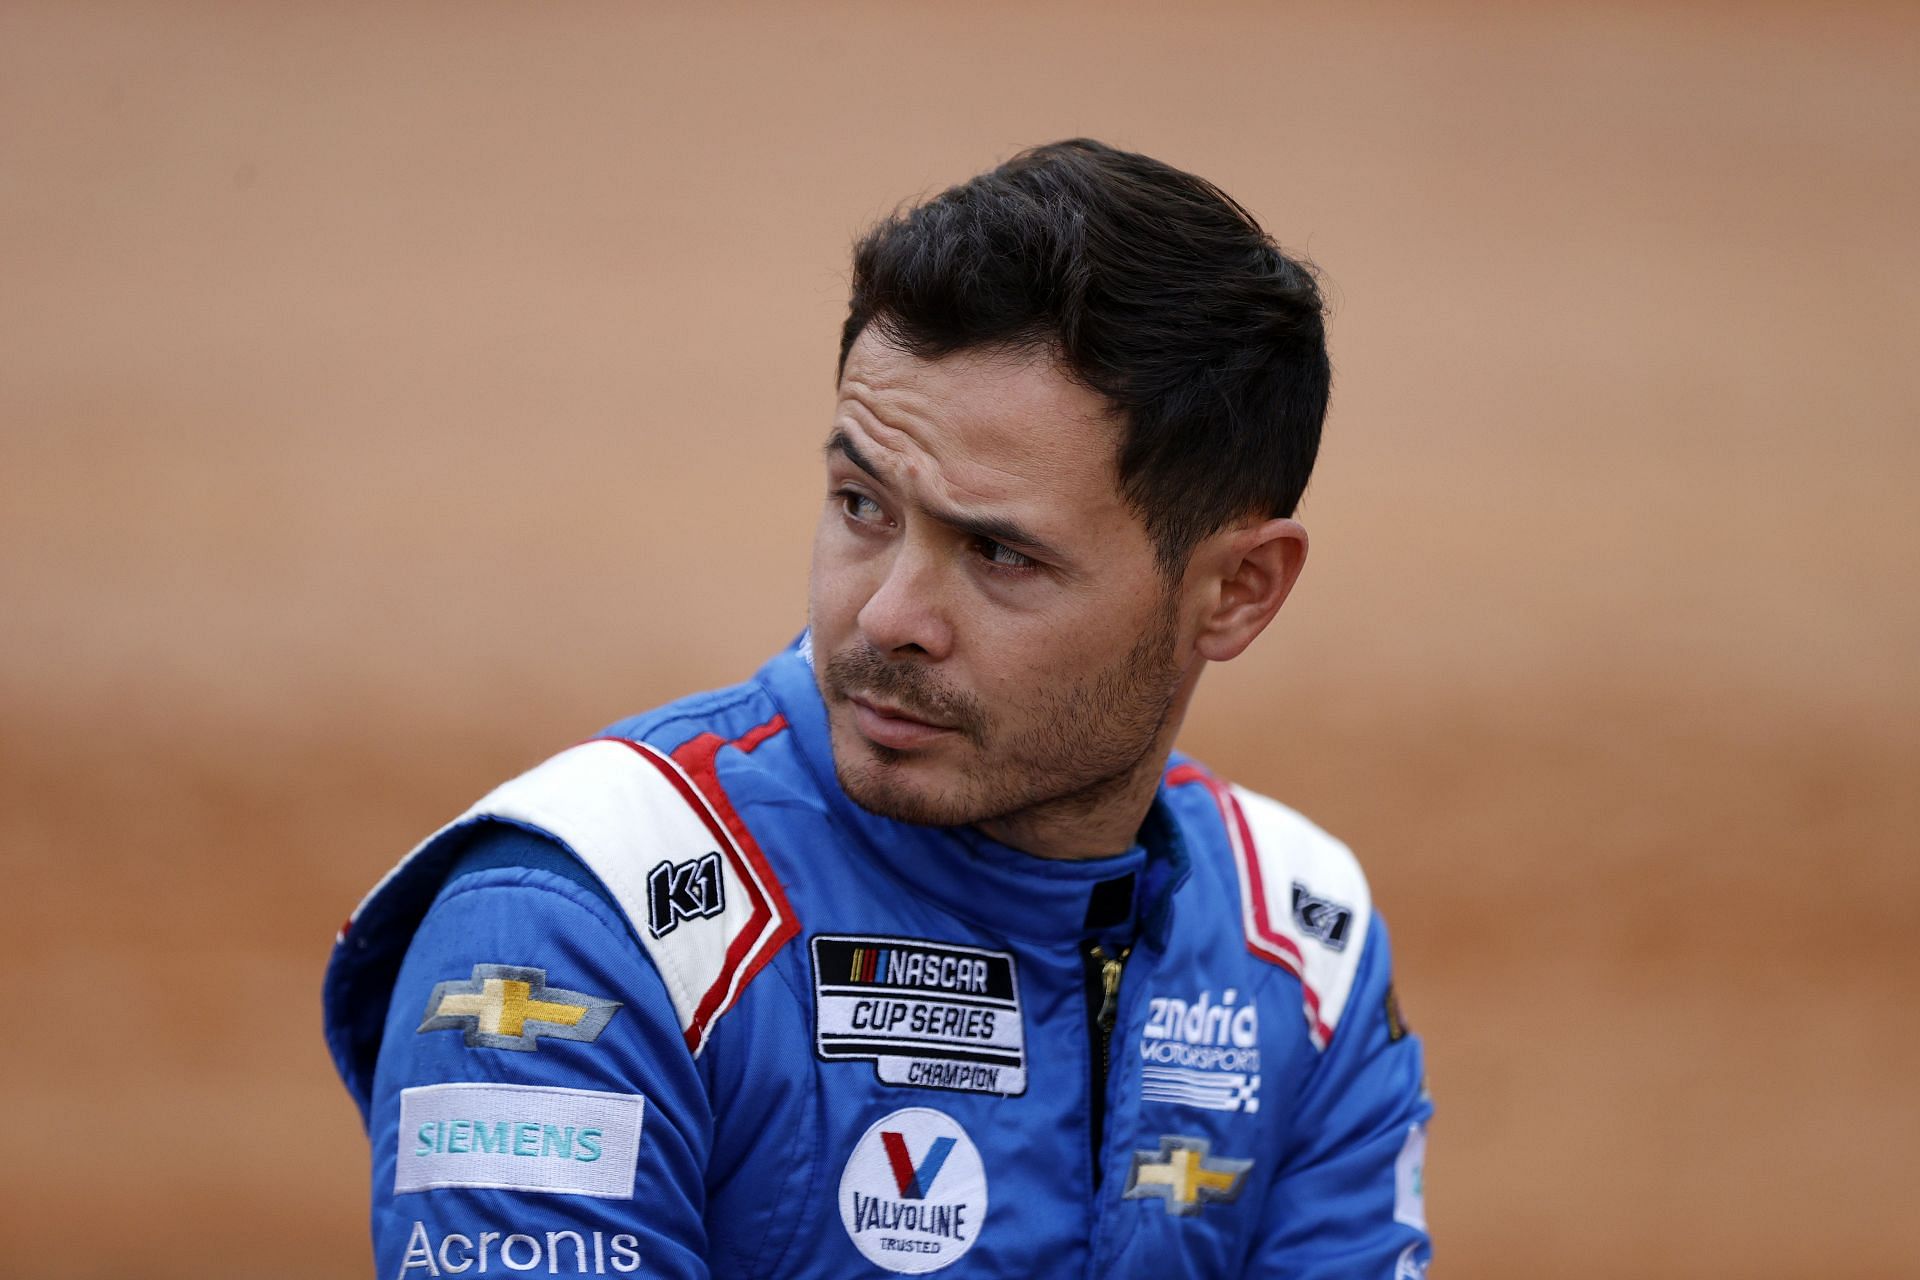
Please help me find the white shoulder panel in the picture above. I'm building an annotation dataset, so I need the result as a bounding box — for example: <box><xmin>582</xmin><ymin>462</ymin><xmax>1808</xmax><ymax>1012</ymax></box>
<box><xmin>452</xmin><ymin>738</ymin><xmax>795</xmax><ymax>1055</ymax></box>
<box><xmin>1224</xmin><ymin>785</ymin><xmax>1374</xmax><ymax>1051</ymax></box>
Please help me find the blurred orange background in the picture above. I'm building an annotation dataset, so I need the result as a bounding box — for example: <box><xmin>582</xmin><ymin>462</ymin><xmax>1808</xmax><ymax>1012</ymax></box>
<box><xmin>4</xmin><ymin>3</ymin><xmax>1916</xmax><ymax>1276</ymax></box>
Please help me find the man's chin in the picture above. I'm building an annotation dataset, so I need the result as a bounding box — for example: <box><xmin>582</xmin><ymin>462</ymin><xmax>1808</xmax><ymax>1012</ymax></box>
<box><xmin>831</xmin><ymin>743</ymin><xmax>977</xmax><ymax>830</ymax></box>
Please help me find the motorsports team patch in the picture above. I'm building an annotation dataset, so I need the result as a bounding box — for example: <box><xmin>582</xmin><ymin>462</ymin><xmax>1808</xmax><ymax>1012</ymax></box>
<box><xmin>812</xmin><ymin>936</ymin><xmax>1027</xmax><ymax>1096</ymax></box>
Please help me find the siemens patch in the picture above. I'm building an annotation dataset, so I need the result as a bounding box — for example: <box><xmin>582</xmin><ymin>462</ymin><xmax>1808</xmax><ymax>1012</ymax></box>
<box><xmin>395</xmin><ymin>1083</ymin><xmax>645</xmax><ymax>1198</ymax></box>
<box><xmin>812</xmin><ymin>936</ymin><xmax>1026</xmax><ymax>1096</ymax></box>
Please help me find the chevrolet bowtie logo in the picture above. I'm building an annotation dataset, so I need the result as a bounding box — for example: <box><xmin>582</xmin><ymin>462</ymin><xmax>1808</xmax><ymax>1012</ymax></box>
<box><xmin>418</xmin><ymin>964</ymin><xmax>620</xmax><ymax>1052</ymax></box>
<box><xmin>1122</xmin><ymin>1136</ymin><xmax>1253</xmax><ymax>1216</ymax></box>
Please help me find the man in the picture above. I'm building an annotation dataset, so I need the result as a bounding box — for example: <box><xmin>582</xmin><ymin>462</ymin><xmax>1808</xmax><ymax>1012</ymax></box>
<box><xmin>325</xmin><ymin>139</ymin><xmax>1432</xmax><ymax>1279</ymax></box>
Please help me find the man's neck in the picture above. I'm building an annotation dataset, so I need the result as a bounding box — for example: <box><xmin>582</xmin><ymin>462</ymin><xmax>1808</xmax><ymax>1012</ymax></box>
<box><xmin>973</xmin><ymin>745</ymin><xmax>1174</xmax><ymax>861</ymax></box>
<box><xmin>975</xmin><ymin>668</ymin><xmax>1203</xmax><ymax>860</ymax></box>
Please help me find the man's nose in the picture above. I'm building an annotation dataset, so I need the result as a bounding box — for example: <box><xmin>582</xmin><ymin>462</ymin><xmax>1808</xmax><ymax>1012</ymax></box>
<box><xmin>856</xmin><ymin>539</ymin><xmax>954</xmax><ymax>660</ymax></box>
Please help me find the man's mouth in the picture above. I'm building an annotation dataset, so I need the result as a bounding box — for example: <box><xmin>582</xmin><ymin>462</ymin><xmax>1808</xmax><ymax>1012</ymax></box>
<box><xmin>846</xmin><ymin>695</ymin><xmax>958</xmax><ymax>750</ymax></box>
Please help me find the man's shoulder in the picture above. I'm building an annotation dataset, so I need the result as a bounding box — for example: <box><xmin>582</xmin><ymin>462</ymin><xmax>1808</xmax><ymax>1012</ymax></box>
<box><xmin>594</xmin><ymin>671</ymin><xmax>788</xmax><ymax>757</ymax></box>
<box><xmin>333</xmin><ymin>662</ymin><xmax>795</xmax><ymax>976</ymax></box>
<box><xmin>325</xmin><ymin>660</ymin><xmax>810</xmax><ymax>1103</ymax></box>
<box><xmin>1166</xmin><ymin>759</ymin><xmax>1368</xmax><ymax>901</ymax></box>
<box><xmin>427</xmin><ymin>670</ymin><xmax>803</xmax><ymax>1057</ymax></box>
<box><xmin>1165</xmin><ymin>760</ymin><xmax>1375</xmax><ymax>1051</ymax></box>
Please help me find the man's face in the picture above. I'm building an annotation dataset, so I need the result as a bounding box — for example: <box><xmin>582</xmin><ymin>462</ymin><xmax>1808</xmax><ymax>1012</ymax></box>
<box><xmin>808</xmin><ymin>329</ymin><xmax>1200</xmax><ymax>850</ymax></box>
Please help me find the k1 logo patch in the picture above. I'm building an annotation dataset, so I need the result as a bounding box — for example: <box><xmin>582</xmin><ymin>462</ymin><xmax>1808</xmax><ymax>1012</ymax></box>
<box><xmin>839</xmin><ymin>1107</ymin><xmax>987</xmax><ymax>1273</ymax></box>
<box><xmin>646</xmin><ymin>851</ymin><xmax>725</xmax><ymax>937</ymax></box>
<box><xmin>812</xmin><ymin>936</ymin><xmax>1027</xmax><ymax>1096</ymax></box>
<box><xmin>418</xmin><ymin>964</ymin><xmax>620</xmax><ymax>1052</ymax></box>
<box><xmin>1290</xmin><ymin>881</ymin><xmax>1354</xmax><ymax>951</ymax></box>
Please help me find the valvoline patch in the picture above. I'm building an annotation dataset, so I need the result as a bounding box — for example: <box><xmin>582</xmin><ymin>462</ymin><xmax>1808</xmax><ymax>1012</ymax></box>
<box><xmin>838</xmin><ymin>1107</ymin><xmax>987</xmax><ymax>1273</ymax></box>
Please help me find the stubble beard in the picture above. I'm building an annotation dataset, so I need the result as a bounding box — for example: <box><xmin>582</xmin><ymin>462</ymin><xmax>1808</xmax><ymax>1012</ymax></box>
<box><xmin>820</xmin><ymin>598</ymin><xmax>1185</xmax><ymax>835</ymax></box>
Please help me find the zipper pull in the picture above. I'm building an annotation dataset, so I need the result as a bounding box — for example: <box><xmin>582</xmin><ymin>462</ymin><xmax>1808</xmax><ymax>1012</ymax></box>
<box><xmin>1092</xmin><ymin>943</ymin><xmax>1130</xmax><ymax>1035</ymax></box>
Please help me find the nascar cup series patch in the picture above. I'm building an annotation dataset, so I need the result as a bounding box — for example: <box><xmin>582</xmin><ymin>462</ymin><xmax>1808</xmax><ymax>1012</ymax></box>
<box><xmin>838</xmin><ymin>1107</ymin><xmax>987</xmax><ymax>1274</ymax></box>
<box><xmin>811</xmin><ymin>936</ymin><xmax>1027</xmax><ymax>1096</ymax></box>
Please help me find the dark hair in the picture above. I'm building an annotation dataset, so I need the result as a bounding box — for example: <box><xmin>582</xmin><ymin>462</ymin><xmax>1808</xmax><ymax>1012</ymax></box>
<box><xmin>840</xmin><ymin>138</ymin><xmax>1330</xmax><ymax>574</ymax></box>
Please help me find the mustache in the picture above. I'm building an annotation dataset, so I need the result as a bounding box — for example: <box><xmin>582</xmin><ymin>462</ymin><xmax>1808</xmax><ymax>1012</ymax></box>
<box><xmin>824</xmin><ymin>644</ymin><xmax>985</xmax><ymax>736</ymax></box>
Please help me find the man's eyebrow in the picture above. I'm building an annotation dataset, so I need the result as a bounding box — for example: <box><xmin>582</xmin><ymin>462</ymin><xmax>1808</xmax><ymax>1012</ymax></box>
<box><xmin>823</xmin><ymin>429</ymin><xmax>1067</xmax><ymax>564</ymax></box>
<box><xmin>825</xmin><ymin>429</ymin><xmax>881</xmax><ymax>480</ymax></box>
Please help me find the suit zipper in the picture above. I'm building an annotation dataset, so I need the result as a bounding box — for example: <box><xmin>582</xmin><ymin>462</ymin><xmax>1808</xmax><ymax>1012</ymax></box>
<box><xmin>1084</xmin><ymin>941</ymin><xmax>1130</xmax><ymax>1187</ymax></box>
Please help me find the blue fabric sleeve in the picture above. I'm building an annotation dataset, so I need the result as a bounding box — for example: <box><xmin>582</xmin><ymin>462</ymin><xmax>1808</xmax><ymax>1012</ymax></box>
<box><xmin>367</xmin><ymin>828</ymin><xmax>714</xmax><ymax>1279</ymax></box>
<box><xmin>1246</xmin><ymin>916</ymin><xmax>1433</xmax><ymax>1278</ymax></box>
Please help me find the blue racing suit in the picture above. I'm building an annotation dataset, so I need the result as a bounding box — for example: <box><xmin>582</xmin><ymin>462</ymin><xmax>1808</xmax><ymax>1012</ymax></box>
<box><xmin>324</xmin><ymin>638</ymin><xmax>1432</xmax><ymax>1278</ymax></box>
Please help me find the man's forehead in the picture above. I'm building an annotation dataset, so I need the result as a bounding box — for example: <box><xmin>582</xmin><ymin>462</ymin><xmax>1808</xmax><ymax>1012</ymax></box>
<box><xmin>832</xmin><ymin>333</ymin><xmax>1122</xmax><ymax>498</ymax></box>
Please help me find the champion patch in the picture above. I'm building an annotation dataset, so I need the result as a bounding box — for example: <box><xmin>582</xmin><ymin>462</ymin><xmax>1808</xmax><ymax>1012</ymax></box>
<box><xmin>1122</xmin><ymin>1136</ymin><xmax>1253</xmax><ymax>1217</ymax></box>
<box><xmin>838</xmin><ymin>1107</ymin><xmax>987</xmax><ymax>1273</ymax></box>
<box><xmin>419</xmin><ymin>964</ymin><xmax>620</xmax><ymax>1052</ymax></box>
<box><xmin>812</xmin><ymin>936</ymin><xmax>1027</xmax><ymax>1097</ymax></box>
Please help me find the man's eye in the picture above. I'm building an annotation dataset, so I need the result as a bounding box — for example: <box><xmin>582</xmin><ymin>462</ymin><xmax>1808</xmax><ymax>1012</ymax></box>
<box><xmin>976</xmin><ymin>538</ymin><xmax>1036</xmax><ymax>571</ymax></box>
<box><xmin>837</xmin><ymin>490</ymin><xmax>883</xmax><ymax>523</ymax></box>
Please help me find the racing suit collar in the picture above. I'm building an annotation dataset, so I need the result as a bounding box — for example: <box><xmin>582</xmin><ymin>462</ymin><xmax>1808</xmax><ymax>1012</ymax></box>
<box><xmin>762</xmin><ymin>635</ymin><xmax>1189</xmax><ymax>947</ymax></box>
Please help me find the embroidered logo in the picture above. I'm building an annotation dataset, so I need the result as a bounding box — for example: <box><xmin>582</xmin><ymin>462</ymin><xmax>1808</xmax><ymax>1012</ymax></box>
<box><xmin>881</xmin><ymin>1131</ymin><xmax>956</xmax><ymax>1200</ymax></box>
<box><xmin>646</xmin><ymin>851</ymin><xmax>726</xmax><ymax>937</ymax></box>
<box><xmin>1290</xmin><ymin>881</ymin><xmax>1354</xmax><ymax>951</ymax></box>
<box><xmin>1385</xmin><ymin>981</ymin><xmax>1410</xmax><ymax>1042</ymax></box>
<box><xmin>1138</xmin><ymin>988</ymin><xmax>1261</xmax><ymax>1113</ymax></box>
<box><xmin>812</xmin><ymin>936</ymin><xmax>1027</xmax><ymax>1097</ymax></box>
<box><xmin>1394</xmin><ymin>1122</ymin><xmax>1428</xmax><ymax>1230</ymax></box>
<box><xmin>394</xmin><ymin>1082</ymin><xmax>646</xmax><ymax>1198</ymax></box>
<box><xmin>1122</xmin><ymin>1136</ymin><xmax>1253</xmax><ymax>1217</ymax></box>
<box><xmin>839</xmin><ymin>1107</ymin><xmax>987</xmax><ymax>1273</ymax></box>
<box><xmin>418</xmin><ymin>964</ymin><xmax>620</xmax><ymax>1052</ymax></box>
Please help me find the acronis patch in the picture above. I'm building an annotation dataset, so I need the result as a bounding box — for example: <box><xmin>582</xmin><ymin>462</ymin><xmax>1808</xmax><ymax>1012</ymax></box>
<box><xmin>419</xmin><ymin>963</ymin><xmax>620</xmax><ymax>1052</ymax></box>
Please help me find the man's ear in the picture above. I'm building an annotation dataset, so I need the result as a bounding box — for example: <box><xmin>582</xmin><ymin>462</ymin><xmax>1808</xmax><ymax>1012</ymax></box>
<box><xmin>1191</xmin><ymin>517</ymin><xmax>1309</xmax><ymax>663</ymax></box>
